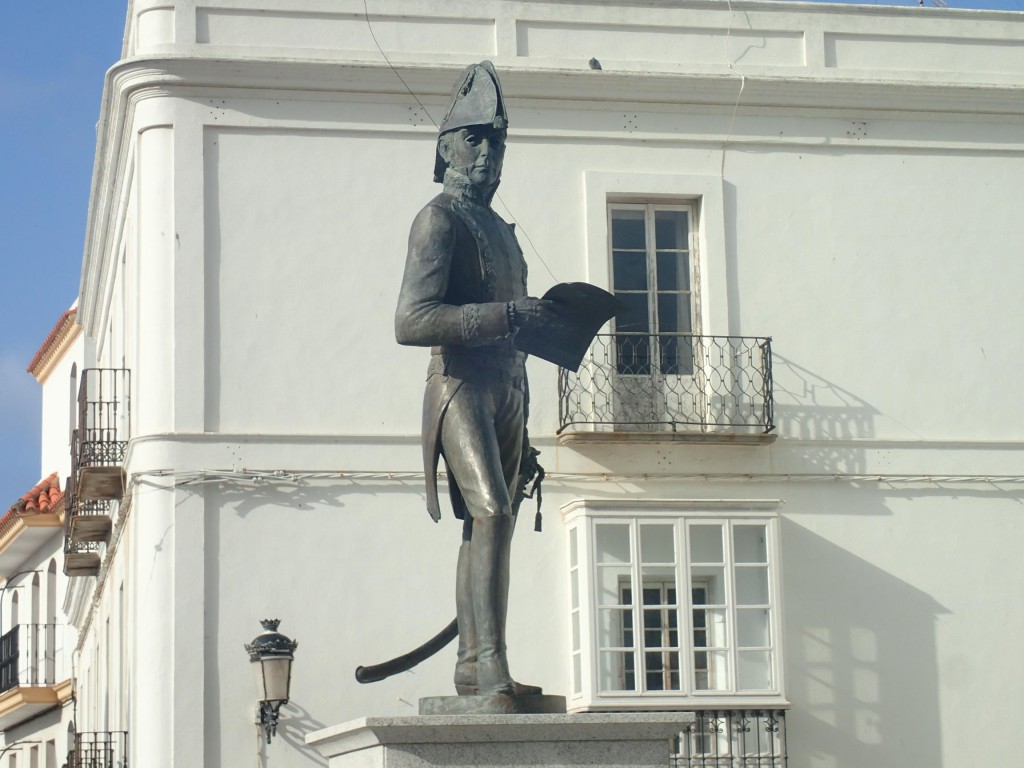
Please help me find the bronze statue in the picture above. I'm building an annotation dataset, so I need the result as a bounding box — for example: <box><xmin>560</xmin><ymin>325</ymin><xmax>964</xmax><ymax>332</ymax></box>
<box><xmin>393</xmin><ymin>61</ymin><xmax>556</xmax><ymax>698</ymax></box>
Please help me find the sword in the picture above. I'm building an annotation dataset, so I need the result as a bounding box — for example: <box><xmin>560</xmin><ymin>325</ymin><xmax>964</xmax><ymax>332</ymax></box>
<box><xmin>355</xmin><ymin>618</ymin><xmax>458</xmax><ymax>683</ymax></box>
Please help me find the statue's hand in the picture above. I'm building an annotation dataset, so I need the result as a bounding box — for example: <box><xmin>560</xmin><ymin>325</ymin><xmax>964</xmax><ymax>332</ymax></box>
<box><xmin>512</xmin><ymin>297</ymin><xmax>559</xmax><ymax>331</ymax></box>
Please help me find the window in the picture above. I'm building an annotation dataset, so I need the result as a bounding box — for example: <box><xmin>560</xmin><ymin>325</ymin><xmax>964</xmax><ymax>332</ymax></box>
<box><xmin>565</xmin><ymin>500</ymin><xmax>784</xmax><ymax>711</ymax></box>
<box><xmin>609</xmin><ymin>203</ymin><xmax>699</xmax><ymax>376</ymax></box>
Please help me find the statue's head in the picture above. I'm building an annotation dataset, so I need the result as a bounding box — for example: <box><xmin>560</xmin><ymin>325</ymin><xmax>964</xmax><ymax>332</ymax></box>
<box><xmin>433</xmin><ymin>61</ymin><xmax>509</xmax><ymax>188</ymax></box>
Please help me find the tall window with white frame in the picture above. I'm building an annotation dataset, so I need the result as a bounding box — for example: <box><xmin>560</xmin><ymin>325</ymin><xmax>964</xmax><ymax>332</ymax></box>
<box><xmin>565</xmin><ymin>505</ymin><xmax>782</xmax><ymax>711</ymax></box>
<box><xmin>609</xmin><ymin>202</ymin><xmax>698</xmax><ymax>377</ymax></box>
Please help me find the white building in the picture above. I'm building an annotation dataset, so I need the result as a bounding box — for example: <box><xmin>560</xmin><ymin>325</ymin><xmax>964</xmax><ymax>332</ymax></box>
<box><xmin>48</xmin><ymin>0</ymin><xmax>1024</xmax><ymax>766</ymax></box>
<box><xmin>0</xmin><ymin>309</ymin><xmax>86</xmax><ymax>767</ymax></box>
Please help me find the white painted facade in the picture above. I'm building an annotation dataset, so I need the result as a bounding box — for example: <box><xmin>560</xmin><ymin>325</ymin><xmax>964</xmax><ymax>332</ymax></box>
<box><xmin>0</xmin><ymin>315</ymin><xmax>86</xmax><ymax>766</ymax></box>
<box><xmin>56</xmin><ymin>1</ymin><xmax>1024</xmax><ymax>766</ymax></box>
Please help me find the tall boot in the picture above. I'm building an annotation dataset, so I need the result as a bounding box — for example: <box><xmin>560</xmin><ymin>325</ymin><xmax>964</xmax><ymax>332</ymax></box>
<box><xmin>470</xmin><ymin>515</ymin><xmax>516</xmax><ymax>696</ymax></box>
<box><xmin>454</xmin><ymin>519</ymin><xmax>478</xmax><ymax>695</ymax></box>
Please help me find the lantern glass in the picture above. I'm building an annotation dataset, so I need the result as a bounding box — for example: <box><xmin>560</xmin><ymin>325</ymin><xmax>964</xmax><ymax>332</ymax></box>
<box><xmin>254</xmin><ymin>656</ymin><xmax>292</xmax><ymax>703</ymax></box>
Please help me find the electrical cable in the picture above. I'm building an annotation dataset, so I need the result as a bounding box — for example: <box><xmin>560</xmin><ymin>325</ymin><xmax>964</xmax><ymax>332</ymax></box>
<box><xmin>361</xmin><ymin>0</ymin><xmax>560</xmax><ymax>285</ymax></box>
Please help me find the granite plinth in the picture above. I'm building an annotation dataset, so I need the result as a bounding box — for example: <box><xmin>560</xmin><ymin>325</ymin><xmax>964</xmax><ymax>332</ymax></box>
<box><xmin>307</xmin><ymin>712</ymin><xmax>696</xmax><ymax>768</ymax></box>
<box><xmin>419</xmin><ymin>694</ymin><xmax>566</xmax><ymax>715</ymax></box>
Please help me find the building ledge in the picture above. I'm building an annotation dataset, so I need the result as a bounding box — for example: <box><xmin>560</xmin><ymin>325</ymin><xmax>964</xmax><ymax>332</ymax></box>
<box><xmin>557</xmin><ymin>430</ymin><xmax>778</xmax><ymax>447</ymax></box>
<box><xmin>0</xmin><ymin>680</ymin><xmax>70</xmax><ymax>730</ymax></box>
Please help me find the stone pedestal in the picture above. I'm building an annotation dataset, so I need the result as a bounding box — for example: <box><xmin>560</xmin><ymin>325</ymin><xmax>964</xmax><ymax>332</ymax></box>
<box><xmin>307</xmin><ymin>712</ymin><xmax>695</xmax><ymax>768</ymax></box>
<box><xmin>419</xmin><ymin>693</ymin><xmax>567</xmax><ymax>715</ymax></box>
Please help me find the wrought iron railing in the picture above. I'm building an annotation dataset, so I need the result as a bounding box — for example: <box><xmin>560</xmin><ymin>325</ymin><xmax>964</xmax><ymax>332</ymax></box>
<box><xmin>72</xmin><ymin>368</ymin><xmax>130</xmax><ymax>476</ymax></box>
<box><xmin>558</xmin><ymin>333</ymin><xmax>774</xmax><ymax>434</ymax></box>
<box><xmin>0</xmin><ymin>623</ymin><xmax>63</xmax><ymax>693</ymax></box>
<box><xmin>673</xmin><ymin>710</ymin><xmax>787</xmax><ymax>767</ymax></box>
<box><xmin>69</xmin><ymin>731</ymin><xmax>129</xmax><ymax>768</ymax></box>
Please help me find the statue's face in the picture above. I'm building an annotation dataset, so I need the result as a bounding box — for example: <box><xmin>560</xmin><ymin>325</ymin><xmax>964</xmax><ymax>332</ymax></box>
<box><xmin>439</xmin><ymin>125</ymin><xmax>506</xmax><ymax>188</ymax></box>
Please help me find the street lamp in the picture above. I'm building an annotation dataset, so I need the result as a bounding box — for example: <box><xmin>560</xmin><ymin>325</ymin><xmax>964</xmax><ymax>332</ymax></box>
<box><xmin>244</xmin><ymin>619</ymin><xmax>298</xmax><ymax>743</ymax></box>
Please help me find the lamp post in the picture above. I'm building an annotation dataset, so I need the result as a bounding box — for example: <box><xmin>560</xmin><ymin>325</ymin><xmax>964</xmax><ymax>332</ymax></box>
<box><xmin>245</xmin><ymin>619</ymin><xmax>298</xmax><ymax>744</ymax></box>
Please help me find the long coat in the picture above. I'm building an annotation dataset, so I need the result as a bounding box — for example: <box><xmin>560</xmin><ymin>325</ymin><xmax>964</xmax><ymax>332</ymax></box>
<box><xmin>395</xmin><ymin>180</ymin><xmax>530</xmax><ymax>522</ymax></box>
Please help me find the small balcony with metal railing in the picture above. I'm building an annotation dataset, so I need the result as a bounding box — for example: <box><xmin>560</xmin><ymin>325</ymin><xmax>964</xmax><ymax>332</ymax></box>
<box><xmin>672</xmin><ymin>709</ymin><xmax>787</xmax><ymax>767</ymax></box>
<box><xmin>68</xmin><ymin>730</ymin><xmax>129</xmax><ymax>768</ymax></box>
<box><xmin>65</xmin><ymin>369</ymin><xmax>130</xmax><ymax>577</ymax></box>
<box><xmin>557</xmin><ymin>333</ymin><xmax>775</xmax><ymax>444</ymax></box>
<box><xmin>0</xmin><ymin>622</ymin><xmax>72</xmax><ymax>730</ymax></box>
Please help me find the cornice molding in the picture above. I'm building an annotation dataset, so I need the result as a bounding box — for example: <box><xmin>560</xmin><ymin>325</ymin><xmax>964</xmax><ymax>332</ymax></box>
<box><xmin>28</xmin><ymin>310</ymin><xmax>81</xmax><ymax>383</ymax></box>
<box><xmin>80</xmin><ymin>53</ymin><xmax>1024</xmax><ymax>332</ymax></box>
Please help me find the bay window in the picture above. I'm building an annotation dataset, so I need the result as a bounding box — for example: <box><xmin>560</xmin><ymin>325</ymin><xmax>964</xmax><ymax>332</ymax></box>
<box><xmin>565</xmin><ymin>500</ymin><xmax>785</xmax><ymax>711</ymax></box>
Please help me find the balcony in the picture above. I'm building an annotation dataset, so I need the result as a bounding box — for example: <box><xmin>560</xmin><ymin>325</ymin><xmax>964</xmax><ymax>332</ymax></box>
<box><xmin>72</xmin><ymin>369</ymin><xmax>130</xmax><ymax>501</ymax></box>
<box><xmin>672</xmin><ymin>709</ymin><xmax>787</xmax><ymax>767</ymax></box>
<box><xmin>69</xmin><ymin>731</ymin><xmax>129</xmax><ymax>768</ymax></box>
<box><xmin>557</xmin><ymin>334</ymin><xmax>775</xmax><ymax>443</ymax></box>
<box><xmin>64</xmin><ymin>513</ymin><xmax>109</xmax><ymax>578</ymax></box>
<box><xmin>0</xmin><ymin>623</ymin><xmax>72</xmax><ymax>730</ymax></box>
<box><xmin>66</xmin><ymin>369</ymin><xmax>129</xmax><ymax>578</ymax></box>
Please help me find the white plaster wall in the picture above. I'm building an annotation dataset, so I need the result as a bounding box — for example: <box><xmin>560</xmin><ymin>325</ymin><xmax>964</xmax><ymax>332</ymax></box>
<box><xmin>38</xmin><ymin>335</ymin><xmax>85</xmax><ymax>482</ymax></box>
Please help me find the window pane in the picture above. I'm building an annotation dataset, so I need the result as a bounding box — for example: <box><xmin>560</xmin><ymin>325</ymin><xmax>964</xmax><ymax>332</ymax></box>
<box><xmin>600</xmin><ymin>650</ymin><xmax>636</xmax><ymax>691</ymax></box>
<box><xmin>690</xmin><ymin>567</ymin><xmax>727</xmax><ymax>604</ymax></box>
<box><xmin>657</xmin><ymin>293</ymin><xmax>692</xmax><ymax>334</ymax></box>
<box><xmin>596</xmin><ymin>524</ymin><xmax>631</xmax><ymax>564</ymax></box>
<box><xmin>655</xmin><ymin>209</ymin><xmax>688</xmax><ymax>250</ymax></box>
<box><xmin>612</xmin><ymin>251</ymin><xmax>648</xmax><ymax>291</ymax></box>
<box><xmin>645</xmin><ymin>651</ymin><xmax>681</xmax><ymax>691</ymax></box>
<box><xmin>692</xmin><ymin>608</ymin><xmax>728</xmax><ymax>647</ymax></box>
<box><xmin>737</xmin><ymin>608</ymin><xmax>771</xmax><ymax>647</ymax></box>
<box><xmin>572</xmin><ymin>611</ymin><xmax>581</xmax><ymax>651</ymax></box>
<box><xmin>738</xmin><ymin>650</ymin><xmax>773</xmax><ymax>690</ymax></box>
<box><xmin>659</xmin><ymin>333</ymin><xmax>694</xmax><ymax>376</ymax></box>
<box><xmin>641</xmin><ymin>567</ymin><xmax>676</xmax><ymax>604</ymax></box>
<box><xmin>689</xmin><ymin>525</ymin><xmax>724</xmax><ymax>563</ymax></box>
<box><xmin>572</xmin><ymin>654</ymin><xmax>582</xmax><ymax>694</ymax></box>
<box><xmin>643</xmin><ymin>608</ymin><xmax>679</xmax><ymax>648</ymax></box>
<box><xmin>735</xmin><ymin>566</ymin><xmax>770</xmax><ymax>605</ymax></box>
<box><xmin>615</xmin><ymin>334</ymin><xmax>651</xmax><ymax>375</ymax></box>
<box><xmin>570</xmin><ymin>569</ymin><xmax>579</xmax><ymax>610</ymax></box>
<box><xmin>640</xmin><ymin>524</ymin><xmax>675</xmax><ymax>563</ymax></box>
<box><xmin>597</xmin><ymin>565</ymin><xmax>632</xmax><ymax>605</ymax></box>
<box><xmin>569</xmin><ymin>527</ymin><xmax>578</xmax><ymax>568</ymax></box>
<box><xmin>614</xmin><ymin>292</ymin><xmax>650</xmax><ymax>333</ymax></box>
<box><xmin>694</xmin><ymin>649</ymin><xmax>729</xmax><ymax>690</ymax></box>
<box><xmin>598</xmin><ymin>608</ymin><xmax>633</xmax><ymax>648</ymax></box>
<box><xmin>656</xmin><ymin>251</ymin><xmax>690</xmax><ymax>292</ymax></box>
<box><xmin>733</xmin><ymin>524</ymin><xmax>768</xmax><ymax>563</ymax></box>
<box><xmin>611</xmin><ymin>209</ymin><xmax>646</xmax><ymax>250</ymax></box>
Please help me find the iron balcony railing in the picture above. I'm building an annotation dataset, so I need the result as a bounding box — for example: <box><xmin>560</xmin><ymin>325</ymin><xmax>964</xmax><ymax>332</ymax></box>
<box><xmin>558</xmin><ymin>333</ymin><xmax>774</xmax><ymax>434</ymax></box>
<box><xmin>0</xmin><ymin>623</ymin><xmax>65</xmax><ymax>693</ymax></box>
<box><xmin>72</xmin><ymin>368</ymin><xmax>131</xmax><ymax>480</ymax></box>
<box><xmin>69</xmin><ymin>731</ymin><xmax>129</xmax><ymax>768</ymax></box>
<box><xmin>673</xmin><ymin>710</ymin><xmax>787</xmax><ymax>767</ymax></box>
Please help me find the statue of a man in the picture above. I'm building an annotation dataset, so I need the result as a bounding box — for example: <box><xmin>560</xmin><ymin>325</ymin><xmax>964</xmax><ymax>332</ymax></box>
<box><xmin>395</xmin><ymin>61</ymin><xmax>554</xmax><ymax>697</ymax></box>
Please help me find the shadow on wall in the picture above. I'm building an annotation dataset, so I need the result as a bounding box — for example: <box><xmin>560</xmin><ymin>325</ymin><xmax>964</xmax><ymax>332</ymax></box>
<box><xmin>771</xmin><ymin>355</ymin><xmax>878</xmax><ymax>475</ymax></box>
<box><xmin>274</xmin><ymin>701</ymin><xmax>329</xmax><ymax>766</ymax></box>
<box><xmin>781</xmin><ymin>519</ymin><xmax>948</xmax><ymax>767</ymax></box>
<box><xmin>201</xmin><ymin>477</ymin><xmax>432</xmax><ymax>767</ymax></box>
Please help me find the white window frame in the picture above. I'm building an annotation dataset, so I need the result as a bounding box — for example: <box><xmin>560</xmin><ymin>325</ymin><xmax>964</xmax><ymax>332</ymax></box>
<box><xmin>608</xmin><ymin>201</ymin><xmax>701</xmax><ymax>378</ymax></box>
<box><xmin>583</xmin><ymin>171</ymin><xmax>730</xmax><ymax>340</ymax></box>
<box><xmin>563</xmin><ymin>498</ymin><xmax>787</xmax><ymax>713</ymax></box>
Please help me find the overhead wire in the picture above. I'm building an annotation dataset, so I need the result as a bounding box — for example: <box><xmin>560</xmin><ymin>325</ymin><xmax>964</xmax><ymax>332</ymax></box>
<box><xmin>361</xmin><ymin>0</ymin><xmax>560</xmax><ymax>284</ymax></box>
<box><xmin>720</xmin><ymin>0</ymin><xmax>747</xmax><ymax>178</ymax></box>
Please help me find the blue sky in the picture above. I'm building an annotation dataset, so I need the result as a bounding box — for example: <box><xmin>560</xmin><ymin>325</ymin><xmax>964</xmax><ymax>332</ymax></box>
<box><xmin>0</xmin><ymin>0</ymin><xmax>1021</xmax><ymax>502</ymax></box>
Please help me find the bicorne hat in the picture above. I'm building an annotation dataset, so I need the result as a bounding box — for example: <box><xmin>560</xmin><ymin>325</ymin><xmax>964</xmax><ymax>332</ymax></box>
<box><xmin>433</xmin><ymin>61</ymin><xmax>509</xmax><ymax>183</ymax></box>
